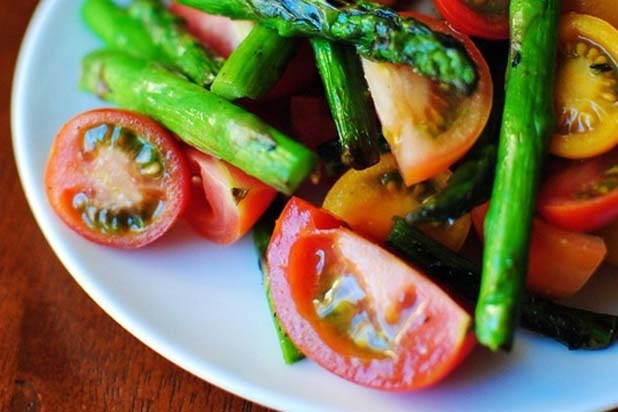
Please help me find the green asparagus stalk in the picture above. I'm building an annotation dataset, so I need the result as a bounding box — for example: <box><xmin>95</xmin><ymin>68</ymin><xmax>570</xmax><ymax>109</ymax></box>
<box><xmin>386</xmin><ymin>219</ymin><xmax>618</xmax><ymax>350</ymax></box>
<box><xmin>311</xmin><ymin>38</ymin><xmax>380</xmax><ymax>170</ymax></box>
<box><xmin>253</xmin><ymin>198</ymin><xmax>305</xmax><ymax>364</ymax></box>
<box><xmin>128</xmin><ymin>0</ymin><xmax>223</xmax><ymax>86</ymax></box>
<box><xmin>476</xmin><ymin>0</ymin><xmax>559</xmax><ymax>350</ymax></box>
<box><xmin>80</xmin><ymin>50</ymin><xmax>317</xmax><ymax>194</ymax></box>
<box><xmin>81</xmin><ymin>0</ymin><xmax>170</xmax><ymax>64</ymax></box>
<box><xmin>211</xmin><ymin>24</ymin><xmax>299</xmax><ymax>100</ymax></box>
<box><xmin>175</xmin><ymin>0</ymin><xmax>478</xmax><ymax>93</ymax></box>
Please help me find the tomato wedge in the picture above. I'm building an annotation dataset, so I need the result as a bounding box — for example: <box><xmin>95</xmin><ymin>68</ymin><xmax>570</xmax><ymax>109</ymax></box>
<box><xmin>538</xmin><ymin>150</ymin><xmax>618</xmax><ymax>232</ymax></box>
<box><xmin>550</xmin><ymin>13</ymin><xmax>618</xmax><ymax>159</ymax></box>
<box><xmin>267</xmin><ymin>197</ymin><xmax>475</xmax><ymax>390</ymax></box>
<box><xmin>472</xmin><ymin>204</ymin><xmax>606</xmax><ymax>298</ymax></box>
<box><xmin>45</xmin><ymin>109</ymin><xmax>190</xmax><ymax>248</ymax></box>
<box><xmin>323</xmin><ymin>154</ymin><xmax>471</xmax><ymax>250</ymax></box>
<box><xmin>434</xmin><ymin>0</ymin><xmax>509</xmax><ymax>40</ymax></box>
<box><xmin>183</xmin><ymin>147</ymin><xmax>277</xmax><ymax>244</ymax></box>
<box><xmin>363</xmin><ymin>12</ymin><xmax>493</xmax><ymax>186</ymax></box>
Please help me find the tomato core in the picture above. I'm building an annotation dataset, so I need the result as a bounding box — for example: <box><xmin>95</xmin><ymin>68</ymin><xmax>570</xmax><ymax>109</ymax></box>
<box><xmin>462</xmin><ymin>0</ymin><xmax>508</xmax><ymax>18</ymax></box>
<box><xmin>73</xmin><ymin>123</ymin><xmax>168</xmax><ymax>234</ymax></box>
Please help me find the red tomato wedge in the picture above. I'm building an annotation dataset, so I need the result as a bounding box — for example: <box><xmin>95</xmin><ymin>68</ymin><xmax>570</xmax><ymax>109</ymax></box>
<box><xmin>363</xmin><ymin>12</ymin><xmax>493</xmax><ymax>186</ymax></box>
<box><xmin>267</xmin><ymin>197</ymin><xmax>475</xmax><ymax>390</ymax></box>
<box><xmin>434</xmin><ymin>0</ymin><xmax>509</xmax><ymax>40</ymax></box>
<box><xmin>183</xmin><ymin>147</ymin><xmax>277</xmax><ymax>244</ymax></box>
<box><xmin>538</xmin><ymin>150</ymin><xmax>618</xmax><ymax>232</ymax></box>
<box><xmin>45</xmin><ymin>109</ymin><xmax>191</xmax><ymax>248</ymax></box>
<box><xmin>472</xmin><ymin>204</ymin><xmax>606</xmax><ymax>298</ymax></box>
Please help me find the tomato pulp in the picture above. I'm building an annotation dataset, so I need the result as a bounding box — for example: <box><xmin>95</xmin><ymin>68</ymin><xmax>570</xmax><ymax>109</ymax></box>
<box><xmin>45</xmin><ymin>109</ymin><xmax>190</xmax><ymax>248</ymax></box>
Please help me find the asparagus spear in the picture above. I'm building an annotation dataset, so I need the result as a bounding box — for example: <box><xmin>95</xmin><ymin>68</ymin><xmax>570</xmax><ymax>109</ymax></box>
<box><xmin>128</xmin><ymin>0</ymin><xmax>223</xmax><ymax>86</ymax></box>
<box><xmin>476</xmin><ymin>0</ymin><xmax>559</xmax><ymax>350</ymax></box>
<box><xmin>211</xmin><ymin>24</ymin><xmax>299</xmax><ymax>100</ymax></box>
<box><xmin>175</xmin><ymin>0</ymin><xmax>478</xmax><ymax>93</ymax></box>
<box><xmin>387</xmin><ymin>219</ymin><xmax>618</xmax><ymax>350</ymax></box>
<box><xmin>311</xmin><ymin>38</ymin><xmax>380</xmax><ymax>170</ymax></box>
<box><xmin>82</xmin><ymin>0</ymin><xmax>170</xmax><ymax>64</ymax></box>
<box><xmin>253</xmin><ymin>198</ymin><xmax>305</xmax><ymax>364</ymax></box>
<box><xmin>80</xmin><ymin>50</ymin><xmax>317</xmax><ymax>194</ymax></box>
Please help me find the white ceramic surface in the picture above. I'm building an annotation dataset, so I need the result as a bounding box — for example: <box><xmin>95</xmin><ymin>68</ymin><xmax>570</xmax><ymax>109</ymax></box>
<box><xmin>11</xmin><ymin>1</ymin><xmax>618</xmax><ymax>411</ymax></box>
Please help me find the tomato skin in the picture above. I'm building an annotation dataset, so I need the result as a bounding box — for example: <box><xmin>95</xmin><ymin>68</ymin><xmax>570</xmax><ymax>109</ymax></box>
<box><xmin>183</xmin><ymin>147</ymin><xmax>277</xmax><ymax>244</ymax></box>
<box><xmin>538</xmin><ymin>152</ymin><xmax>618</xmax><ymax>232</ymax></box>
<box><xmin>45</xmin><ymin>109</ymin><xmax>191</xmax><ymax>248</ymax></box>
<box><xmin>267</xmin><ymin>197</ymin><xmax>475</xmax><ymax>390</ymax></box>
<box><xmin>364</xmin><ymin>12</ymin><xmax>493</xmax><ymax>186</ymax></box>
<box><xmin>434</xmin><ymin>0</ymin><xmax>509</xmax><ymax>40</ymax></box>
<box><xmin>472</xmin><ymin>204</ymin><xmax>606</xmax><ymax>298</ymax></box>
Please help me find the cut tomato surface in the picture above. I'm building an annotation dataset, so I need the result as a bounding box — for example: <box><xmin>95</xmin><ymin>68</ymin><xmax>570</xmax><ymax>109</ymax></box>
<box><xmin>184</xmin><ymin>147</ymin><xmax>277</xmax><ymax>244</ymax></box>
<box><xmin>363</xmin><ymin>12</ymin><xmax>493</xmax><ymax>186</ymax></box>
<box><xmin>323</xmin><ymin>154</ymin><xmax>470</xmax><ymax>250</ymax></box>
<box><xmin>538</xmin><ymin>150</ymin><xmax>618</xmax><ymax>232</ymax></box>
<box><xmin>45</xmin><ymin>109</ymin><xmax>191</xmax><ymax>248</ymax></box>
<box><xmin>267</xmin><ymin>197</ymin><xmax>475</xmax><ymax>390</ymax></box>
<box><xmin>551</xmin><ymin>13</ymin><xmax>618</xmax><ymax>159</ymax></box>
<box><xmin>472</xmin><ymin>204</ymin><xmax>606</xmax><ymax>298</ymax></box>
<box><xmin>434</xmin><ymin>0</ymin><xmax>509</xmax><ymax>40</ymax></box>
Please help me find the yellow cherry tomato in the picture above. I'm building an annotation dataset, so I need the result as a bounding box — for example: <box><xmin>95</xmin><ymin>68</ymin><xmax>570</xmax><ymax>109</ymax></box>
<box><xmin>322</xmin><ymin>154</ymin><xmax>471</xmax><ymax>251</ymax></box>
<box><xmin>551</xmin><ymin>13</ymin><xmax>618</xmax><ymax>159</ymax></box>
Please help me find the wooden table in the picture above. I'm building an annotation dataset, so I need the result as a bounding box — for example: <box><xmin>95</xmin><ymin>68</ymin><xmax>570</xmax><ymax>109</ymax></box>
<box><xmin>1</xmin><ymin>2</ymin><xmax>272</xmax><ymax>411</ymax></box>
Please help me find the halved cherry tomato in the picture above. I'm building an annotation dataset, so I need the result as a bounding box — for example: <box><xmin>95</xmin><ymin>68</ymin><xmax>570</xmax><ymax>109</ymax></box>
<box><xmin>550</xmin><ymin>13</ymin><xmax>618</xmax><ymax>159</ymax></box>
<box><xmin>472</xmin><ymin>204</ymin><xmax>606</xmax><ymax>298</ymax></box>
<box><xmin>434</xmin><ymin>0</ymin><xmax>509</xmax><ymax>40</ymax></box>
<box><xmin>183</xmin><ymin>147</ymin><xmax>277</xmax><ymax>244</ymax></box>
<box><xmin>45</xmin><ymin>109</ymin><xmax>191</xmax><ymax>248</ymax></box>
<box><xmin>563</xmin><ymin>0</ymin><xmax>618</xmax><ymax>29</ymax></box>
<box><xmin>323</xmin><ymin>154</ymin><xmax>471</xmax><ymax>250</ymax></box>
<box><xmin>363</xmin><ymin>12</ymin><xmax>493</xmax><ymax>186</ymax></box>
<box><xmin>538</xmin><ymin>150</ymin><xmax>618</xmax><ymax>232</ymax></box>
<box><xmin>267</xmin><ymin>197</ymin><xmax>475</xmax><ymax>390</ymax></box>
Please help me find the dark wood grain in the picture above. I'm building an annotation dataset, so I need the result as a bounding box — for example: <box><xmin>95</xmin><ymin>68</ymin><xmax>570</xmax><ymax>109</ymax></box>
<box><xmin>1</xmin><ymin>2</ymin><xmax>273</xmax><ymax>411</ymax></box>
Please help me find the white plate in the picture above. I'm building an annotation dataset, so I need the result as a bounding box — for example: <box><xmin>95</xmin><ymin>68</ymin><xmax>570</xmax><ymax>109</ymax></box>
<box><xmin>11</xmin><ymin>1</ymin><xmax>618</xmax><ymax>411</ymax></box>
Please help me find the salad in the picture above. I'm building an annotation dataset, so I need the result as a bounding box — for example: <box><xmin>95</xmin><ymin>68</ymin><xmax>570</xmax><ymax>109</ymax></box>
<box><xmin>42</xmin><ymin>0</ymin><xmax>618</xmax><ymax>392</ymax></box>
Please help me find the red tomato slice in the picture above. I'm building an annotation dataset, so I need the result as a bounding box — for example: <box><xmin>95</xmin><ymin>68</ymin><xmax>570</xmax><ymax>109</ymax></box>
<box><xmin>45</xmin><ymin>109</ymin><xmax>191</xmax><ymax>248</ymax></box>
<box><xmin>267</xmin><ymin>197</ymin><xmax>475</xmax><ymax>390</ymax></box>
<box><xmin>472</xmin><ymin>204</ymin><xmax>606</xmax><ymax>298</ymax></box>
<box><xmin>183</xmin><ymin>147</ymin><xmax>277</xmax><ymax>244</ymax></box>
<box><xmin>538</xmin><ymin>150</ymin><xmax>618</xmax><ymax>232</ymax></box>
<box><xmin>363</xmin><ymin>12</ymin><xmax>493</xmax><ymax>186</ymax></box>
<box><xmin>434</xmin><ymin>0</ymin><xmax>510</xmax><ymax>40</ymax></box>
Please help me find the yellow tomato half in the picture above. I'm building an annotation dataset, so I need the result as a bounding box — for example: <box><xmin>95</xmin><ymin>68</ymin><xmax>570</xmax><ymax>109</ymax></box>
<box><xmin>551</xmin><ymin>13</ymin><xmax>618</xmax><ymax>159</ymax></box>
<box><xmin>322</xmin><ymin>154</ymin><xmax>471</xmax><ymax>251</ymax></box>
